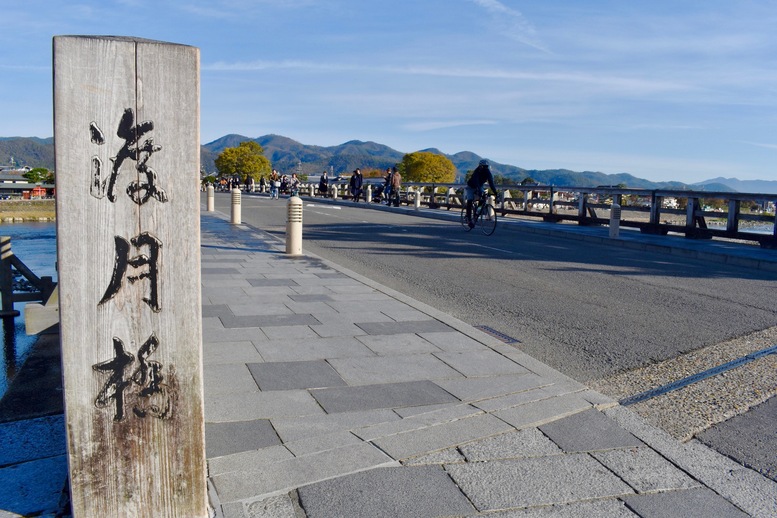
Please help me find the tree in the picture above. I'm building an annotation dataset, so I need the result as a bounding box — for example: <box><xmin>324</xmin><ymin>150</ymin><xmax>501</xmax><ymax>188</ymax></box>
<box><xmin>23</xmin><ymin>167</ymin><xmax>52</xmax><ymax>184</ymax></box>
<box><xmin>215</xmin><ymin>141</ymin><xmax>271</xmax><ymax>182</ymax></box>
<box><xmin>399</xmin><ymin>152</ymin><xmax>456</xmax><ymax>183</ymax></box>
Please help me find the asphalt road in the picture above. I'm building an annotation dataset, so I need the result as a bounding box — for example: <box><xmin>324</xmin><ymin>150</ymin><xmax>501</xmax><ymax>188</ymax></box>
<box><xmin>210</xmin><ymin>192</ymin><xmax>777</xmax><ymax>480</ymax></box>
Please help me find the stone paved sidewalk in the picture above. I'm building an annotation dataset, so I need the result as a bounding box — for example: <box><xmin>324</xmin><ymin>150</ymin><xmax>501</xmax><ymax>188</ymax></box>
<box><xmin>201</xmin><ymin>211</ymin><xmax>776</xmax><ymax>518</ymax></box>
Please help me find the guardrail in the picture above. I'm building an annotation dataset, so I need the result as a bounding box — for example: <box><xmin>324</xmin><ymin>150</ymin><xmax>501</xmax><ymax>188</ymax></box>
<box><xmin>251</xmin><ymin>181</ymin><xmax>777</xmax><ymax>249</ymax></box>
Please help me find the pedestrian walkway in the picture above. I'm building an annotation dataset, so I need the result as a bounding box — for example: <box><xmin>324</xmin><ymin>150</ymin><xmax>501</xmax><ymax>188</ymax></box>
<box><xmin>201</xmin><ymin>210</ymin><xmax>777</xmax><ymax>518</ymax></box>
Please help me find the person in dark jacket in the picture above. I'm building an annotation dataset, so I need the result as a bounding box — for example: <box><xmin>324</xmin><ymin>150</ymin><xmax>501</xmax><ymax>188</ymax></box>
<box><xmin>318</xmin><ymin>171</ymin><xmax>329</xmax><ymax>196</ymax></box>
<box><xmin>465</xmin><ymin>159</ymin><xmax>497</xmax><ymax>228</ymax></box>
<box><xmin>349</xmin><ymin>169</ymin><xmax>364</xmax><ymax>202</ymax></box>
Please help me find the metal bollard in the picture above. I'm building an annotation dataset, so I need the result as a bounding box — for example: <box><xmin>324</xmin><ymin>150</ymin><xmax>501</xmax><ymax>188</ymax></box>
<box><xmin>366</xmin><ymin>185</ymin><xmax>372</xmax><ymax>203</ymax></box>
<box><xmin>286</xmin><ymin>196</ymin><xmax>303</xmax><ymax>255</ymax></box>
<box><xmin>207</xmin><ymin>184</ymin><xmax>214</xmax><ymax>212</ymax></box>
<box><xmin>609</xmin><ymin>203</ymin><xmax>621</xmax><ymax>238</ymax></box>
<box><xmin>231</xmin><ymin>188</ymin><xmax>241</xmax><ymax>224</ymax></box>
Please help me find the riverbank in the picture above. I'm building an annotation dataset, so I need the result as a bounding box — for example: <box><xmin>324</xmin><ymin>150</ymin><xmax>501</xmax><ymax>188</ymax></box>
<box><xmin>0</xmin><ymin>199</ymin><xmax>56</xmax><ymax>222</ymax></box>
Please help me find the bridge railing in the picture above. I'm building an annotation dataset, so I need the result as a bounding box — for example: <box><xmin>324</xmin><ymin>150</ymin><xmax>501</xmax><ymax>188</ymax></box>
<box><xmin>276</xmin><ymin>180</ymin><xmax>777</xmax><ymax>248</ymax></box>
<box><xmin>374</xmin><ymin>183</ymin><xmax>777</xmax><ymax>249</ymax></box>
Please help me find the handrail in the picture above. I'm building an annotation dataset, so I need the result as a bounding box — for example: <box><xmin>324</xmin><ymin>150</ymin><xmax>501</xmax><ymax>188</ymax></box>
<box><xmin>259</xmin><ymin>181</ymin><xmax>777</xmax><ymax>248</ymax></box>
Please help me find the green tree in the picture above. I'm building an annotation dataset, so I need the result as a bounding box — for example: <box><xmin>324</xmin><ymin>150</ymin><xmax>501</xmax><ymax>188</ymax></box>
<box><xmin>23</xmin><ymin>167</ymin><xmax>52</xmax><ymax>184</ymax></box>
<box><xmin>400</xmin><ymin>152</ymin><xmax>456</xmax><ymax>183</ymax></box>
<box><xmin>520</xmin><ymin>177</ymin><xmax>537</xmax><ymax>185</ymax></box>
<box><xmin>215</xmin><ymin>141</ymin><xmax>271</xmax><ymax>182</ymax></box>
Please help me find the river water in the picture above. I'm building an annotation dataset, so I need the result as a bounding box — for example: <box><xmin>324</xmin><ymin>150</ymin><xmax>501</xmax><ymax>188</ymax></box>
<box><xmin>0</xmin><ymin>222</ymin><xmax>57</xmax><ymax>397</ymax></box>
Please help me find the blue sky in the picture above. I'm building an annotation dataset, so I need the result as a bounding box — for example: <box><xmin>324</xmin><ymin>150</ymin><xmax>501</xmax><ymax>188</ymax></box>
<box><xmin>1</xmin><ymin>0</ymin><xmax>776</xmax><ymax>183</ymax></box>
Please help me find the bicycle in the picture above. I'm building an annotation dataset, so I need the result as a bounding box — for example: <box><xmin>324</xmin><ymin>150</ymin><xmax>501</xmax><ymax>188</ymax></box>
<box><xmin>460</xmin><ymin>191</ymin><xmax>497</xmax><ymax>235</ymax></box>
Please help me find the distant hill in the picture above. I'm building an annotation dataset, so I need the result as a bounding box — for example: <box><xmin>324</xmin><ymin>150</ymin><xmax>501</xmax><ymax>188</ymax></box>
<box><xmin>693</xmin><ymin>177</ymin><xmax>777</xmax><ymax>195</ymax></box>
<box><xmin>1</xmin><ymin>134</ymin><xmax>772</xmax><ymax>192</ymax></box>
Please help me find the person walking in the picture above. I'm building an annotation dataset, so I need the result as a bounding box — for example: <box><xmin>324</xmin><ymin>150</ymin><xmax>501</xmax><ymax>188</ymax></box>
<box><xmin>318</xmin><ymin>171</ymin><xmax>329</xmax><ymax>197</ymax></box>
<box><xmin>270</xmin><ymin>170</ymin><xmax>280</xmax><ymax>199</ymax></box>
<box><xmin>389</xmin><ymin>166</ymin><xmax>401</xmax><ymax>206</ymax></box>
<box><xmin>465</xmin><ymin>159</ymin><xmax>497</xmax><ymax>228</ymax></box>
<box><xmin>349</xmin><ymin>169</ymin><xmax>363</xmax><ymax>202</ymax></box>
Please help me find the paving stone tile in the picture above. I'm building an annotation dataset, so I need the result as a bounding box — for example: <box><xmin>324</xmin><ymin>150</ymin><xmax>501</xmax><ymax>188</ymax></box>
<box><xmin>207</xmin><ymin>445</ymin><xmax>294</xmax><ymax>476</ymax></box>
<box><xmin>204</xmin><ymin>326</ymin><xmax>269</xmax><ymax>343</ymax></box>
<box><xmin>296</xmin><ymin>466</ymin><xmax>475</xmax><ymax>518</ymax></box>
<box><xmin>459</xmin><ymin>427</ymin><xmax>564</xmax><ymax>462</ymax></box>
<box><xmin>242</xmin><ymin>494</ymin><xmax>298</xmax><ymax>518</ymax></box>
<box><xmin>310</xmin><ymin>322</ymin><xmax>367</xmax><ymax>338</ymax></box>
<box><xmin>539</xmin><ymin>408</ymin><xmax>643</xmax><ymax>452</ymax></box>
<box><xmin>253</xmin><ymin>336</ymin><xmax>375</xmax><ymax>362</ymax></box>
<box><xmin>202</xmin><ymin>267</ymin><xmax>241</xmax><ymax>275</ymax></box>
<box><xmin>494</xmin><ymin>393</ymin><xmax>592</xmax><ymax>429</ymax></box>
<box><xmin>434</xmin><ymin>373</ymin><xmax>547</xmax><ymax>402</ymax></box>
<box><xmin>482</xmin><ymin>499</ymin><xmax>638</xmax><ymax>517</ymax></box>
<box><xmin>0</xmin><ymin>415</ymin><xmax>66</xmax><ymax>466</ymax></box>
<box><xmin>371</xmin><ymin>413</ymin><xmax>515</xmax><ymax>460</ymax></box>
<box><xmin>434</xmin><ymin>349</ymin><xmax>530</xmax><ymax>377</ymax></box>
<box><xmin>327</xmin><ymin>354</ymin><xmax>463</xmax><ymax>385</ymax></box>
<box><xmin>247</xmin><ymin>278</ymin><xmax>300</xmax><ymax>287</ymax></box>
<box><xmin>205</xmin><ymin>419</ymin><xmax>282</xmax><ymax>458</ymax></box>
<box><xmin>310</xmin><ymin>380</ymin><xmax>460</xmax><ymax>414</ymax></box>
<box><xmin>203</xmin><ymin>278</ymin><xmax>252</xmax><ymax>288</ymax></box>
<box><xmin>445</xmin><ymin>454</ymin><xmax>634</xmax><ymax>511</ymax></box>
<box><xmin>202</xmin><ymin>304</ymin><xmax>234</xmax><ymax>317</ymax></box>
<box><xmin>356</xmin><ymin>320</ymin><xmax>453</xmax><ymax>335</ymax></box>
<box><xmin>227</xmin><ymin>303</ymin><xmax>293</xmax><ymax>316</ymax></box>
<box><xmin>622</xmin><ymin>487</ymin><xmax>749</xmax><ymax>517</ymax></box>
<box><xmin>272</xmin><ymin>408</ymin><xmax>399</xmax><ymax>443</ymax></box>
<box><xmin>206</xmin><ymin>390</ymin><xmax>325</xmax><ymax>422</ymax></box>
<box><xmin>473</xmin><ymin>386</ymin><xmax>564</xmax><ymax>413</ymax></box>
<box><xmin>246</xmin><ymin>361</ymin><xmax>346</xmax><ymax>391</ymax></box>
<box><xmin>202</xmin><ymin>341</ymin><xmax>263</xmax><ymax>365</ymax></box>
<box><xmin>220</xmin><ymin>314</ymin><xmax>321</xmax><ymax>328</ymax></box>
<box><xmin>0</xmin><ymin>455</ymin><xmax>69</xmax><ymax>517</ymax></box>
<box><xmin>356</xmin><ymin>333</ymin><xmax>441</xmax><ymax>355</ymax></box>
<box><xmin>311</xmin><ymin>311</ymin><xmax>393</xmax><ymax>325</ymax></box>
<box><xmin>284</xmin><ymin>300</ymin><xmax>337</xmax><ymax>314</ymax></box>
<box><xmin>592</xmin><ymin>446</ymin><xmax>701</xmax><ymax>493</ymax></box>
<box><xmin>402</xmin><ymin>448</ymin><xmax>466</xmax><ymax>466</ymax></box>
<box><xmin>288</xmin><ymin>293</ymin><xmax>335</xmax><ymax>302</ymax></box>
<box><xmin>353</xmin><ymin>404</ymin><xmax>483</xmax><ymax>441</ymax></box>
<box><xmin>204</xmin><ymin>364</ymin><xmax>260</xmax><ymax>395</ymax></box>
<box><xmin>418</xmin><ymin>331</ymin><xmax>489</xmax><ymax>352</ymax></box>
<box><xmin>211</xmin><ymin>443</ymin><xmax>396</xmax><ymax>502</ymax></box>
<box><xmin>284</xmin><ymin>431</ymin><xmax>363</xmax><ymax>457</ymax></box>
<box><xmin>260</xmin><ymin>325</ymin><xmax>319</xmax><ymax>340</ymax></box>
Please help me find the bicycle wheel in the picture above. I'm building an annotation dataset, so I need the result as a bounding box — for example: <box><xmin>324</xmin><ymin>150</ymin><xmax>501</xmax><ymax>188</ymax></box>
<box><xmin>479</xmin><ymin>203</ymin><xmax>497</xmax><ymax>235</ymax></box>
<box><xmin>460</xmin><ymin>205</ymin><xmax>473</xmax><ymax>231</ymax></box>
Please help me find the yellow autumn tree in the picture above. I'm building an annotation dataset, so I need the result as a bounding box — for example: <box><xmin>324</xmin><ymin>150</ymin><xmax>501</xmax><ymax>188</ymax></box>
<box><xmin>400</xmin><ymin>151</ymin><xmax>456</xmax><ymax>183</ymax></box>
<box><xmin>215</xmin><ymin>141</ymin><xmax>272</xmax><ymax>182</ymax></box>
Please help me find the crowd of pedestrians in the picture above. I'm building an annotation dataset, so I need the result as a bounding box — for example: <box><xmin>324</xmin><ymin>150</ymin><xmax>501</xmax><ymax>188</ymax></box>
<box><xmin>205</xmin><ymin>166</ymin><xmax>404</xmax><ymax>205</ymax></box>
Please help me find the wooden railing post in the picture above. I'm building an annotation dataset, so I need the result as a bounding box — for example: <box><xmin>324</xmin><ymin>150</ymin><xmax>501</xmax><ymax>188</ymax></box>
<box><xmin>54</xmin><ymin>36</ymin><xmax>207</xmax><ymax>516</ymax></box>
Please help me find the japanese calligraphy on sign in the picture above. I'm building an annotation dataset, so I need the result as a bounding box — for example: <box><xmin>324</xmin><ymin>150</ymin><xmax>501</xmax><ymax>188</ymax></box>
<box><xmin>90</xmin><ymin>107</ymin><xmax>168</xmax><ymax>205</ymax></box>
<box><xmin>90</xmin><ymin>110</ymin><xmax>172</xmax><ymax>421</ymax></box>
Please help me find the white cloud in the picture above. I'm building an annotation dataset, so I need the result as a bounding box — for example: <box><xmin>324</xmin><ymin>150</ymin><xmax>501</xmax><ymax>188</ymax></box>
<box><xmin>469</xmin><ymin>0</ymin><xmax>549</xmax><ymax>52</ymax></box>
<box><xmin>402</xmin><ymin>120</ymin><xmax>497</xmax><ymax>132</ymax></box>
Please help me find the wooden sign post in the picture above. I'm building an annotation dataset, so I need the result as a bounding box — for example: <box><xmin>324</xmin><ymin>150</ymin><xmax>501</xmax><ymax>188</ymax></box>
<box><xmin>53</xmin><ymin>36</ymin><xmax>207</xmax><ymax>516</ymax></box>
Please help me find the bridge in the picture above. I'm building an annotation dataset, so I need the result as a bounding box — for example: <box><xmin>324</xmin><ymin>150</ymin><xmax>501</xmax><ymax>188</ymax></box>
<box><xmin>249</xmin><ymin>180</ymin><xmax>777</xmax><ymax>249</ymax></box>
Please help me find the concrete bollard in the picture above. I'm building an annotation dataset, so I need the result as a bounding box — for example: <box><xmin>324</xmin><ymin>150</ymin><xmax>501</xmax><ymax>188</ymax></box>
<box><xmin>286</xmin><ymin>196</ymin><xmax>303</xmax><ymax>255</ymax></box>
<box><xmin>231</xmin><ymin>188</ymin><xmax>242</xmax><ymax>224</ymax></box>
<box><xmin>309</xmin><ymin>184</ymin><xmax>315</xmax><ymax>197</ymax></box>
<box><xmin>414</xmin><ymin>188</ymin><xmax>421</xmax><ymax>210</ymax></box>
<box><xmin>366</xmin><ymin>185</ymin><xmax>372</xmax><ymax>203</ymax></box>
<box><xmin>332</xmin><ymin>185</ymin><xmax>339</xmax><ymax>200</ymax></box>
<box><xmin>609</xmin><ymin>203</ymin><xmax>621</xmax><ymax>238</ymax></box>
<box><xmin>207</xmin><ymin>184</ymin><xmax>214</xmax><ymax>211</ymax></box>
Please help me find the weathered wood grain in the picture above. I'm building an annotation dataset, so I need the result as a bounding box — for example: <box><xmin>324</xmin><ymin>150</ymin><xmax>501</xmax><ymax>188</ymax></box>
<box><xmin>54</xmin><ymin>35</ymin><xmax>206</xmax><ymax>517</ymax></box>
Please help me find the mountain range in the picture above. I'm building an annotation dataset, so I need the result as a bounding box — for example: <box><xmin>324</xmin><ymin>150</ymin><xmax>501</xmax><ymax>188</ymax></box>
<box><xmin>2</xmin><ymin>135</ymin><xmax>775</xmax><ymax>193</ymax></box>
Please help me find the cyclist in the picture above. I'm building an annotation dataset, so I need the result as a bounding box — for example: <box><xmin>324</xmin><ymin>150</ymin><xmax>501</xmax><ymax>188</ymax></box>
<box><xmin>465</xmin><ymin>159</ymin><xmax>498</xmax><ymax>228</ymax></box>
